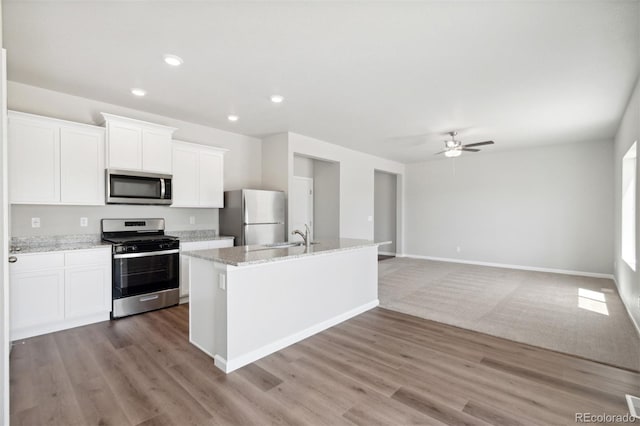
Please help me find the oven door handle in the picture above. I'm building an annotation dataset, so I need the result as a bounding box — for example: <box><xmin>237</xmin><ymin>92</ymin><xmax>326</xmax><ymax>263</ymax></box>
<box><xmin>113</xmin><ymin>249</ymin><xmax>179</xmax><ymax>259</ymax></box>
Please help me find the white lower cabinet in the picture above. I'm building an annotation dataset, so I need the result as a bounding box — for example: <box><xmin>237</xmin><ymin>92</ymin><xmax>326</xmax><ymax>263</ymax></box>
<box><xmin>11</xmin><ymin>269</ymin><xmax>65</xmax><ymax>332</ymax></box>
<box><xmin>10</xmin><ymin>247</ymin><xmax>112</xmax><ymax>340</ymax></box>
<box><xmin>65</xmin><ymin>265</ymin><xmax>110</xmax><ymax>319</ymax></box>
<box><xmin>179</xmin><ymin>239</ymin><xmax>234</xmax><ymax>300</ymax></box>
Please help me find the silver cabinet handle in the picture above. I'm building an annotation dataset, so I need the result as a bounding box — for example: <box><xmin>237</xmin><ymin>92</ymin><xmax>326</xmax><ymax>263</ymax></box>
<box><xmin>8</xmin><ymin>256</ymin><xmax>17</xmax><ymax>263</ymax></box>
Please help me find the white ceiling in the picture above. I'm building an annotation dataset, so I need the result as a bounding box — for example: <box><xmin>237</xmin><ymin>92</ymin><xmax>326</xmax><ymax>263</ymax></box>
<box><xmin>4</xmin><ymin>1</ymin><xmax>639</xmax><ymax>163</ymax></box>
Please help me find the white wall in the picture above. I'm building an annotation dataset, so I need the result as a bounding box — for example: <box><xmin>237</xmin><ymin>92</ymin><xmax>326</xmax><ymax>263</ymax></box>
<box><xmin>7</xmin><ymin>82</ymin><xmax>262</xmax><ymax>236</ymax></box>
<box><xmin>614</xmin><ymin>76</ymin><xmax>640</xmax><ymax>332</ymax></box>
<box><xmin>404</xmin><ymin>140</ymin><xmax>614</xmax><ymax>275</ymax></box>
<box><xmin>11</xmin><ymin>205</ymin><xmax>218</xmax><ymax>236</ymax></box>
<box><xmin>313</xmin><ymin>159</ymin><xmax>340</xmax><ymax>240</ymax></box>
<box><xmin>288</xmin><ymin>132</ymin><xmax>405</xmax><ymax>244</ymax></box>
<box><xmin>374</xmin><ymin>170</ymin><xmax>397</xmax><ymax>253</ymax></box>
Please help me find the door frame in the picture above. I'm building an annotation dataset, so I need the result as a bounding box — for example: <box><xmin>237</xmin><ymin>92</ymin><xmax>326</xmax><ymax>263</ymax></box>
<box><xmin>1</xmin><ymin>48</ymin><xmax>10</xmax><ymax>426</ymax></box>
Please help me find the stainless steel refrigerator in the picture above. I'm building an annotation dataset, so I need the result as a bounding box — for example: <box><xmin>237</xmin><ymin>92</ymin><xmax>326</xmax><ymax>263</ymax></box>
<box><xmin>219</xmin><ymin>189</ymin><xmax>286</xmax><ymax>246</ymax></box>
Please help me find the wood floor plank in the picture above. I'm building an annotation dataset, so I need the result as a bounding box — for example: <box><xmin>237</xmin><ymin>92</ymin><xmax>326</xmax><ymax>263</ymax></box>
<box><xmin>11</xmin><ymin>305</ymin><xmax>639</xmax><ymax>425</ymax></box>
<box><xmin>392</xmin><ymin>387</ymin><xmax>491</xmax><ymax>426</ymax></box>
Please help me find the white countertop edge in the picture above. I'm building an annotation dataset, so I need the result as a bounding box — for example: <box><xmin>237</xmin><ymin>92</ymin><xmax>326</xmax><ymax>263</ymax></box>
<box><xmin>182</xmin><ymin>239</ymin><xmax>389</xmax><ymax>267</ymax></box>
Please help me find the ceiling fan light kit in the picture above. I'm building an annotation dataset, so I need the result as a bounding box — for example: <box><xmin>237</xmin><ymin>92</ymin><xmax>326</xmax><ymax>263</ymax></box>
<box><xmin>436</xmin><ymin>131</ymin><xmax>495</xmax><ymax>157</ymax></box>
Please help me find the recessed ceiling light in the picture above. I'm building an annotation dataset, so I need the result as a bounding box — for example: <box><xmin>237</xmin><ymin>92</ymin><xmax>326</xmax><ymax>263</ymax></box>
<box><xmin>131</xmin><ymin>88</ymin><xmax>146</xmax><ymax>97</ymax></box>
<box><xmin>227</xmin><ymin>115</ymin><xmax>239</xmax><ymax>122</ymax></box>
<box><xmin>163</xmin><ymin>54</ymin><xmax>184</xmax><ymax>67</ymax></box>
<box><xmin>270</xmin><ymin>95</ymin><xmax>284</xmax><ymax>103</ymax></box>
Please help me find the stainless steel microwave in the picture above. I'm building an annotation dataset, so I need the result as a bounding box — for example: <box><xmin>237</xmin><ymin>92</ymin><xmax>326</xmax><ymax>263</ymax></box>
<box><xmin>106</xmin><ymin>169</ymin><xmax>173</xmax><ymax>205</ymax></box>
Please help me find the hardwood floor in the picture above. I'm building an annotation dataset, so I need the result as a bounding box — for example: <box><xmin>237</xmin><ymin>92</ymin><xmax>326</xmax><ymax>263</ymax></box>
<box><xmin>378</xmin><ymin>255</ymin><xmax>395</xmax><ymax>261</ymax></box>
<box><xmin>10</xmin><ymin>304</ymin><xmax>639</xmax><ymax>425</ymax></box>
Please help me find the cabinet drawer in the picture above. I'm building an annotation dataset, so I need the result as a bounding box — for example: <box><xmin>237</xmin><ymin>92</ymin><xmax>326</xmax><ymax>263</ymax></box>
<box><xmin>10</xmin><ymin>253</ymin><xmax>64</xmax><ymax>273</ymax></box>
<box><xmin>65</xmin><ymin>249</ymin><xmax>110</xmax><ymax>266</ymax></box>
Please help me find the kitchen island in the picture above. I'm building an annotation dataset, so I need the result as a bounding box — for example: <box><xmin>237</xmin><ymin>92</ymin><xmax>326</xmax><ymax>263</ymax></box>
<box><xmin>182</xmin><ymin>239</ymin><xmax>384</xmax><ymax>373</ymax></box>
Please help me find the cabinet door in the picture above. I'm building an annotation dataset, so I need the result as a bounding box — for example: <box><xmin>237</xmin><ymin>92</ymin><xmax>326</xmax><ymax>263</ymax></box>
<box><xmin>142</xmin><ymin>129</ymin><xmax>172</xmax><ymax>173</ymax></box>
<box><xmin>65</xmin><ymin>265</ymin><xmax>110</xmax><ymax>319</ymax></box>
<box><xmin>199</xmin><ymin>151</ymin><xmax>224</xmax><ymax>207</ymax></box>
<box><xmin>108</xmin><ymin>122</ymin><xmax>142</xmax><ymax>170</ymax></box>
<box><xmin>10</xmin><ymin>269</ymin><xmax>65</xmax><ymax>332</ymax></box>
<box><xmin>172</xmin><ymin>145</ymin><xmax>199</xmax><ymax>207</ymax></box>
<box><xmin>9</xmin><ymin>116</ymin><xmax>60</xmax><ymax>203</ymax></box>
<box><xmin>60</xmin><ymin>126</ymin><xmax>105</xmax><ymax>205</ymax></box>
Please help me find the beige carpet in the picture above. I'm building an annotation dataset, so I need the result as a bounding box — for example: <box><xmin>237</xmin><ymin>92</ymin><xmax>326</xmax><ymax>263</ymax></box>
<box><xmin>379</xmin><ymin>257</ymin><xmax>640</xmax><ymax>371</ymax></box>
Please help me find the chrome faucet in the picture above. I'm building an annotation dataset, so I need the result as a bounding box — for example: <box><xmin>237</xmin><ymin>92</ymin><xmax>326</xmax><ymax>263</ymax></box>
<box><xmin>291</xmin><ymin>224</ymin><xmax>311</xmax><ymax>249</ymax></box>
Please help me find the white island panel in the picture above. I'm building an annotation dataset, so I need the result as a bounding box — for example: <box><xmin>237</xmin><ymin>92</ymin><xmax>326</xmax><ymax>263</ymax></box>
<box><xmin>189</xmin><ymin>243</ymin><xmax>378</xmax><ymax>373</ymax></box>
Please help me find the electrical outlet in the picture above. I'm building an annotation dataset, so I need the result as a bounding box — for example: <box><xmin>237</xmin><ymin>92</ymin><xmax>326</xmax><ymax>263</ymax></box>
<box><xmin>80</xmin><ymin>217</ymin><xmax>88</xmax><ymax>227</ymax></box>
<box><xmin>219</xmin><ymin>273</ymin><xmax>226</xmax><ymax>290</ymax></box>
<box><xmin>189</xmin><ymin>216</ymin><xmax>196</xmax><ymax>225</ymax></box>
<box><xmin>31</xmin><ymin>217</ymin><xmax>40</xmax><ymax>228</ymax></box>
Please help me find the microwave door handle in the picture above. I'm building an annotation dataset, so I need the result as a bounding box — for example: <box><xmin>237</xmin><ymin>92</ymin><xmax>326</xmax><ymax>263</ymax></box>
<box><xmin>160</xmin><ymin>178</ymin><xmax>166</xmax><ymax>199</ymax></box>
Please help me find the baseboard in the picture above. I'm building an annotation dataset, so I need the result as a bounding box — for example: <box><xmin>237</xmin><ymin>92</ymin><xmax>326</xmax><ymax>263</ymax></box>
<box><xmin>221</xmin><ymin>299</ymin><xmax>379</xmax><ymax>373</ymax></box>
<box><xmin>401</xmin><ymin>253</ymin><xmax>614</xmax><ymax>280</ymax></box>
<box><xmin>378</xmin><ymin>251</ymin><xmax>396</xmax><ymax>256</ymax></box>
<box><xmin>613</xmin><ymin>275</ymin><xmax>640</xmax><ymax>338</ymax></box>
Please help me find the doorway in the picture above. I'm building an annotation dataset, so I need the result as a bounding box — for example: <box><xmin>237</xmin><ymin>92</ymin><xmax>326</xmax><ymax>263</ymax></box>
<box><xmin>291</xmin><ymin>176</ymin><xmax>314</xmax><ymax>240</ymax></box>
<box><xmin>374</xmin><ymin>170</ymin><xmax>397</xmax><ymax>260</ymax></box>
<box><xmin>291</xmin><ymin>154</ymin><xmax>339</xmax><ymax>241</ymax></box>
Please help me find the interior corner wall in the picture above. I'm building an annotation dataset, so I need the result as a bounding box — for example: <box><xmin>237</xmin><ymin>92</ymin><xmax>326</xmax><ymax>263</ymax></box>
<box><xmin>404</xmin><ymin>139</ymin><xmax>614</xmax><ymax>275</ymax></box>
<box><xmin>7</xmin><ymin>82</ymin><xmax>262</xmax><ymax>237</ymax></box>
<box><xmin>614</xmin><ymin>76</ymin><xmax>640</xmax><ymax>332</ymax></box>
<box><xmin>293</xmin><ymin>155</ymin><xmax>314</xmax><ymax>178</ymax></box>
<box><xmin>313</xmin><ymin>159</ymin><xmax>340</xmax><ymax>240</ymax></box>
<box><xmin>374</xmin><ymin>170</ymin><xmax>397</xmax><ymax>253</ymax></box>
<box><xmin>286</xmin><ymin>132</ymin><xmax>405</xmax><ymax>244</ymax></box>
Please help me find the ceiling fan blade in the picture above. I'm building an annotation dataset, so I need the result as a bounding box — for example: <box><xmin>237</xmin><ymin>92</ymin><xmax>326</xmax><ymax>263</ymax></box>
<box><xmin>462</xmin><ymin>148</ymin><xmax>480</xmax><ymax>152</ymax></box>
<box><xmin>462</xmin><ymin>141</ymin><xmax>494</xmax><ymax>148</ymax></box>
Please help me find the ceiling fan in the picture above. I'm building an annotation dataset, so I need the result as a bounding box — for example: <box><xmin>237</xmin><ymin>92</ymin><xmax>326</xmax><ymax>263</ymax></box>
<box><xmin>435</xmin><ymin>131</ymin><xmax>494</xmax><ymax>157</ymax></box>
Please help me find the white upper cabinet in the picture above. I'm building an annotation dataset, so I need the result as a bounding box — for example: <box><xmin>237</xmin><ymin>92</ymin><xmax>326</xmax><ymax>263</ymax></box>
<box><xmin>102</xmin><ymin>113</ymin><xmax>176</xmax><ymax>174</ymax></box>
<box><xmin>9</xmin><ymin>111</ymin><xmax>105</xmax><ymax>205</ymax></box>
<box><xmin>9</xmin><ymin>113</ymin><xmax>60</xmax><ymax>203</ymax></box>
<box><xmin>142</xmin><ymin>128</ymin><xmax>173</xmax><ymax>173</ymax></box>
<box><xmin>60</xmin><ymin>126</ymin><xmax>105</xmax><ymax>205</ymax></box>
<box><xmin>172</xmin><ymin>140</ymin><xmax>227</xmax><ymax>208</ymax></box>
<box><xmin>106</xmin><ymin>120</ymin><xmax>142</xmax><ymax>170</ymax></box>
<box><xmin>199</xmin><ymin>150</ymin><xmax>224</xmax><ymax>207</ymax></box>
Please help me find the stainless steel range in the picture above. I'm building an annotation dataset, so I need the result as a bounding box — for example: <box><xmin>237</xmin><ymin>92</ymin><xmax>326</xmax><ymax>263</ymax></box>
<box><xmin>101</xmin><ymin>218</ymin><xmax>180</xmax><ymax>318</ymax></box>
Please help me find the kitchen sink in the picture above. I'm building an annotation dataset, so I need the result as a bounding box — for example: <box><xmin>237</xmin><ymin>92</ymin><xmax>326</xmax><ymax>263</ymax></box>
<box><xmin>262</xmin><ymin>242</ymin><xmax>303</xmax><ymax>248</ymax></box>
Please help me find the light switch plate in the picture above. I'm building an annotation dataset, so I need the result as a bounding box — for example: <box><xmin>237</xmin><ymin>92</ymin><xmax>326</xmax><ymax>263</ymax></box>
<box><xmin>80</xmin><ymin>217</ymin><xmax>88</xmax><ymax>227</ymax></box>
<box><xmin>189</xmin><ymin>216</ymin><xmax>196</xmax><ymax>225</ymax></box>
<box><xmin>367</xmin><ymin>216</ymin><xmax>373</xmax><ymax>222</ymax></box>
<box><xmin>31</xmin><ymin>217</ymin><xmax>40</xmax><ymax>228</ymax></box>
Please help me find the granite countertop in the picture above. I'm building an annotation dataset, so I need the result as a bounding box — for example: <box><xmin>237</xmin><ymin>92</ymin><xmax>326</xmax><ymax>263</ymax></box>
<box><xmin>182</xmin><ymin>238</ymin><xmax>389</xmax><ymax>267</ymax></box>
<box><xmin>10</xmin><ymin>235</ymin><xmax>111</xmax><ymax>254</ymax></box>
<box><xmin>170</xmin><ymin>230</ymin><xmax>234</xmax><ymax>243</ymax></box>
